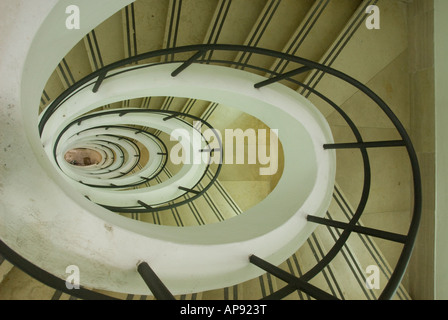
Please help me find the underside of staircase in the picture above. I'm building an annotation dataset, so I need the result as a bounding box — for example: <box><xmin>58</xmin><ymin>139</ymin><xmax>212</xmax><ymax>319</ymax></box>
<box><xmin>0</xmin><ymin>0</ymin><xmax>430</xmax><ymax>300</ymax></box>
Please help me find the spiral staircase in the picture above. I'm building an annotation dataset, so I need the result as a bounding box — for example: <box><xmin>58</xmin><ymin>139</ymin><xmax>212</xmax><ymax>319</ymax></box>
<box><xmin>0</xmin><ymin>0</ymin><xmax>427</xmax><ymax>300</ymax></box>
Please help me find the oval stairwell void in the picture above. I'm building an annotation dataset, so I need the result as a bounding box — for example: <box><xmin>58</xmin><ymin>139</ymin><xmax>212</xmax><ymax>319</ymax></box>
<box><xmin>35</xmin><ymin>62</ymin><xmax>336</xmax><ymax>294</ymax></box>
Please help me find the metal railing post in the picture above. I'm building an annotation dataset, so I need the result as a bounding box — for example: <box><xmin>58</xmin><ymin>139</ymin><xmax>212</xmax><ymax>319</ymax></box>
<box><xmin>137</xmin><ymin>261</ymin><xmax>176</xmax><ymax>300</ymax></box>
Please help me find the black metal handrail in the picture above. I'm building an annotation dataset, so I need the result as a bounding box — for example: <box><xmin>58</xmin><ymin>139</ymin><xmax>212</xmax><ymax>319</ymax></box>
<box><xmin>26</xmin><ymin>44</ymin><xmax>422</xmax><ymax>300</ymax></box>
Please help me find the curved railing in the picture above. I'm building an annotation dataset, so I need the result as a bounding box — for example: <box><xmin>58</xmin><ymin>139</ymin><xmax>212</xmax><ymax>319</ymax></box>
<box><xmin>45</xmin><ymin>106</ymin><xmax>223</xmax><ymax>213</ymax></box>
<box><xmin>6</xmin><ymin>44</ymin><xmax>421</xmax><ymax>300</ymax></box>
<box><xmin>67</xmin><ymin>127</ymin><xmax>165</xmax><ymax>188</ymax></box>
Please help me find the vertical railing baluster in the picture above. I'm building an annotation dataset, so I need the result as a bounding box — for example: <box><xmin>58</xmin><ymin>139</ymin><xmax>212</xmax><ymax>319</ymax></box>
<box><xmin>92</xmin><ymin>71</ymin><xmax>107</xmax><ymax>93</ymax></box>
<box><xmin>137</xmin><ymin>261</ymin><xmax>176</xmax><ymax>300</ymax></box>
<box><xmin>171</xmin><ymin>50</ymin><xmax>207</xmax><ymax>77</ymax></box>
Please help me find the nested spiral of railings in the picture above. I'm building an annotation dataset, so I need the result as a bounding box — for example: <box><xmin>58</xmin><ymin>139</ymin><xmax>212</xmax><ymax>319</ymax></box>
<box><xmin>2</xmin><ymin>44</ymin><xmax>421</xmax><ymax>300</ymax></box>
<box><xmin>43</xmin><ymin>106</ymin><xmax>223</xmax><ymax>213</ymax></box>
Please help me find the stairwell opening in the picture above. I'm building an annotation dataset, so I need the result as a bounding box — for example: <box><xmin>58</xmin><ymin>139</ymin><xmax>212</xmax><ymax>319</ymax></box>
<box><xmin>52</xmin><ymin>94</ymin><xmax>286</xmax><ymax>227</ymax></box>
<box><xmin>64</xmin><ymin>148</ymin><xmax>102</xmax><ymax>166</ymax></box>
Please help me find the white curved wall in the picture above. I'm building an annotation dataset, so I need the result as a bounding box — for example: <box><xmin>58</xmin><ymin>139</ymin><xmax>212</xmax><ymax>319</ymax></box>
<box><xmin>0</xmin><ymin>0</ymin><xmax>133</xmax><ymax>292</ymax></box>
